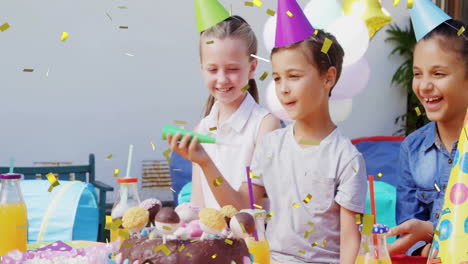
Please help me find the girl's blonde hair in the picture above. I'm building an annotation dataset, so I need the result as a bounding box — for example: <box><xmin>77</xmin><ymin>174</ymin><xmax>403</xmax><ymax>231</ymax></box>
<box><xmin>199</xmin><ymin>15</ymin><xmax>259</xmax><ymax>117</ymax></box>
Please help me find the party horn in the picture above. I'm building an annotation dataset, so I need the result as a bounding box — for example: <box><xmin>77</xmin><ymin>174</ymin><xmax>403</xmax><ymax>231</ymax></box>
<box><xmin>162</xmin><ymin>125</ymin><xmax>218</xmax><ymax>144</ymax></box>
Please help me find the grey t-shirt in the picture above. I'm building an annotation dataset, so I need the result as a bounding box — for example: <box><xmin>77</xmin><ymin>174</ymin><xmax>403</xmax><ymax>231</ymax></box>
<box><xmin>250</xmin><ymin>124</ymin><xmax>367</xmax><ymax>263</ymax></box>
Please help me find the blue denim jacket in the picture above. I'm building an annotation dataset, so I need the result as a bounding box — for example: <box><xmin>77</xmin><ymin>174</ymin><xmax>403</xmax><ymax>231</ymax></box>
<box><xmin>396</xmin><ymin>122</ymin><xmax>458</xmax><ymax>230</ymax></box>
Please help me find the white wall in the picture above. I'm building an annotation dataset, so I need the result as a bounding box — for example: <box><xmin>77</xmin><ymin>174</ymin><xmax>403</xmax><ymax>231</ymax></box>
<box><xmin>0</xmin><ymin>0</ymin><xmax>409</xmax><ymax>200</ymax></box>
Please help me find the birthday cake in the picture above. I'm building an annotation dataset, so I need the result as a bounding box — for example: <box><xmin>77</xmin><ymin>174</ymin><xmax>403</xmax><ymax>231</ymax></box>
<box><xmin>112</xmin><ymin>201</ymin><xmax>254</xmax><ymax>264</ymax></box>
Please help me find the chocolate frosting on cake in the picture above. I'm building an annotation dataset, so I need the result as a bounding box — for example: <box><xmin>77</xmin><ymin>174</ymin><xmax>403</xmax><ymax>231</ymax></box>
<box><xmin>119</xmin><ymin>236</ymin><xmax>250</xmax><ymax>264</ymax></box>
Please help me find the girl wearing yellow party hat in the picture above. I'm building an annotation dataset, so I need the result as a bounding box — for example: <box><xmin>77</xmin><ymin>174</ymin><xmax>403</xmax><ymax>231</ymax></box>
<box><xmin>388</xmin><ymin>0</ymin><xmax>468</xmax><ymax>257</ymax></box>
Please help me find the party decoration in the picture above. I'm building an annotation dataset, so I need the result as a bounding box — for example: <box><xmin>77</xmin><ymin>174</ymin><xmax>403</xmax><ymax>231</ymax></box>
<box><xmin>410</xmin><ymin>0</ymin><xmax>451</xmax><ymax>41</ymax></box>
<box><xmin>0</xmin><ymin>22</ymin><xmax>10</xmax><ymax>32</ymax></box>
<box><xmin>331</xmin><ymin>57</ymin><xmax>370</xmax><ymax>100</ymax></box>
<box><xmin>327</xmin><ymin>15</ymin><xmax>369</xmax><ymax>66</ymax></box>
<box><xmin>195</xmin><ymin>0</ymin><xmax>230</xmax><ymax>33</ymax></box>
<box><xmin>342</xmin><ymin>0</ymin><xmax>393</xmax><ymax>39</ymax></box>
<box><xmin>427</xmin><ymin>109</ymin><xmax>468</xmax><ymax>263</ymax></box>
<box><xmin>275</xmin><ymin>0</ymin><xmax>315</xmax><ymax>48</ymax></box>
<box><xmin>329</xmin><ymin>98</ymin><xmax>353</xmax><ymax>124</ymax></box>
<box><xmin>303</xmin><ymin>0</ymin><xmax>343</xmax><ymax>30</ymax></box>
<box><xmin>263</xmin><ymin>16</ymin><xmax>276</xmax><ymax>53</ymax></box>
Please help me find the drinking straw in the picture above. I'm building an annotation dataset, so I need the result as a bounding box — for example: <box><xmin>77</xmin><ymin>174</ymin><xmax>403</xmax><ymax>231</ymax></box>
<box><xmin>125</xmin><ymin>144</ymin><xmax>133</xmax><ymax>178</ymax></box>
<box><xmin>9</xmin><ymin>157</ymin><xmax>15</xmax><ymax>173</ymax></box>
<box><xmin>368</xmin><ymin>175</ymin><xmax>379</xmax><ymax>259</ymax></box>
<box><xmin>246</xmin><ymin>166</ymin><xmax>259</xmax><ymax>241</ymax></box>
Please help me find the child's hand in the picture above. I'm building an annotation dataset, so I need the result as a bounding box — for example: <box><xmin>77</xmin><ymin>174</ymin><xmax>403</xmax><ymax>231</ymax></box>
<box><xmin>166</xmin><ymin>132</ymin><xmax>210</xmax><ymax>166</ymax></box>
<box><xmin>387</xmin><ymin>219</ymin><xmax>433</xmax><ymax>256</ymax></box>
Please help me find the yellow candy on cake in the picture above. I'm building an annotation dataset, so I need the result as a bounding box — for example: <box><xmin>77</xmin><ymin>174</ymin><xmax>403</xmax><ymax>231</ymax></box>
<box><xmin>122</xmin><ymin>206</ymin><xmax>149</xmax><ymax>234</ymax></box>
<box><xmin>220</xmin><ymin>205</ymin><xmax>238</xmax><ymax>218</ymax></box>
<box><xmin>199</xmin><ymin>208</ymin><xmax>226</xmax><ymax>240</ymax></box>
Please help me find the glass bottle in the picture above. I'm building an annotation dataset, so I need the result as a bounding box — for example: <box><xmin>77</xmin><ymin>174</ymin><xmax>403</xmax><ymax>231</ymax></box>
<box><xmin>355</xmin><ymin>224</ymin><xmax>392</xmax><ymax>264</ymax></box>
<box><xmin>241</xmin><ymin>209</ymin><xmax>271</xmax><ymax>264</ymax></box>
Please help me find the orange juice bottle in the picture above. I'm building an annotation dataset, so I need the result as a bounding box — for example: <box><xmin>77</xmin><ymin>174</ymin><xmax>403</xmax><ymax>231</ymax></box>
<box><xmin>110</xmin><ymin>177</ymin><xmax>140</xmax><ymax>244</ymax></box>
<box><xmin>0</xmin><ymin>173</ymin><xmax>28</xmax><ymax>256</ymax></box>
<box><xmin>242</xmin><ymin>209</ymin><xmax>270</xmax><ymax>264</ymax></box>
<box><xmin>355</xmin><ymin>224</ymin><xmax>392</xmax><ymax>264</ymax></box>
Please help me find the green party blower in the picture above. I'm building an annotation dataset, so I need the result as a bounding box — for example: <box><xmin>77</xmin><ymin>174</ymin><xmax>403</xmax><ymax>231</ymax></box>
<box><xmin>162</xmin><ymin>125</ymin><xmax>222</xmax><ymax>144</ymax></box>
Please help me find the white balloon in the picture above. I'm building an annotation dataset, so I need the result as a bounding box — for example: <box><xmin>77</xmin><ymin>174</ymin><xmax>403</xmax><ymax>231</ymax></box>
<box><xmin>304</xmin><ymin>0</ymin><xmax>343</xmax><ymax>30</ymax></box>
<box><xmin>264</xmin><ymin>80</ymin><xmax>291</xmax><ymax>121</ymax></box>
<box><xmin>327</xmin><ymin>16</ymin><xmax>369</xmax><ymax>66</ymax></box>
<box><xmin>262</xmin><ymin>15</ymin><xmax>276</xmax><ymax>55</ymax></box>
<box><xmin>329</xmin><ymin>98</ymin><xmax>353</xmax><ymax>124</ymax></box>
<box><xmin>331</xmin><ymin>57</ymin><xmax>370</xmax><ymax>100</ymax></box>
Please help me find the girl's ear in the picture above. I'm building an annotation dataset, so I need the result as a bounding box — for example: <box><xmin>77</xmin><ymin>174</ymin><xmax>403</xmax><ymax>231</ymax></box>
<box><xmin>324</xmin><ymin>66</ymin><xmax>337</xmax><ymax>93</ymax></box>
<box><xmin>248</xmin><ymin>58</ymin><xmax>258</xmax><ymax>80</ymax></box>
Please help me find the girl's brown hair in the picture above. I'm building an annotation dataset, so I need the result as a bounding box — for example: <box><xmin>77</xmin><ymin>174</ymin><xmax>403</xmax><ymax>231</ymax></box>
<box><xmin>271</xmin><ymin>30</ymin><xmax>345</xmax><ymax>96</ymax></box>
<box><xmin>200</xmin><ymin>16</ymin><xmax>259</xmax><ymax>117</ymax></box>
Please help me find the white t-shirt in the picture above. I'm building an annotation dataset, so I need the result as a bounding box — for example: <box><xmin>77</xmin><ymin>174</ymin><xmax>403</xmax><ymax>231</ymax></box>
<box><xmin>197</xmin><ymin>93</ymin><xmax>269</xmax><ymax>209</ymax></box>
<box><xmin>250</xmin><ymin>124</ymin><xmax>367</xmax><ymax>264</ymax></box>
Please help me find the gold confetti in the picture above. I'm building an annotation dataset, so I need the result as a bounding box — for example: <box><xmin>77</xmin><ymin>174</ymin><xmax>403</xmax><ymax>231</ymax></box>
<box><xmin>322</xmin><ymin>240</ymin><xmax>327</xmax><ymax>247</ymax></box>
<box><xmin>457</xmin><ymin>26</ymin><xmax>465</xmax><ymax>36</ymax></box>
<box><xmin>125</xmin><ymin>53</ymin><xmax>135</xmax><ymax>57</ymax></box>
<box><xmin>292</xmin><ymin>202</ymin><xmax>300</xmax><ymax>208</ymax></box>
<box><xmin>190</xmin><ymin>238</ymin><xmax>200</xmax><ymax>243</ymax></box>
<box><xmin>415</xmin><ymin>106</ymin><xmax>422</xmax><ymax>116</ymax></box>
<box><xmin>355</xmin><ymin>214</ymin><xmax>361</xmax><ymax>224</ymax></box>
<box><xmin>114</xmin><ymin>169</ymin><xmax>119</xmax><ymax>177</ymax></box>
<box><xmin>407</xmin><ymin>0</ymin><xmax>414</xmax><ymax>9</ymax></box>
<box><xmin>151</xmin><ymin>141</ymin><xmax>156</xmax><ymax>151</ymax></box>
<box><xmin>240</xmin><ymin>223</ymin><xmax>247</xmax><ymax>234</ymax></box>
<box><xmin>303</xmin><ymin>194</ymin><xmax>312</xmax><ymax>204</ymax></box>
<box><xmin>178</xmin><ymin>245</ymin><xmax>185</xmax><ymax>252</ymax></box>
<box><xmin>214</xmin><ymin>176</ymin><xmax>223</xmax><ymax>187</ymax></box>
<box><xmin>393</xmin><ymin>0</ymin><xmax>400</xmax><ymax>6</ymax></box>
<box><xmin>304</xmin><ymin>230</ymin><xmax>312</xmax><ymax>239</ymax></box>
<box><xmin>299</xmin><ymin>140</ymin><xmax>320</xmax><ymax>145</ymax></box>
<box><xmin>259</xmin><ymin>72</ymin><xmax>269</xmax><ymax>81</ymax></box>
<box><xmin>244</xmin><ymin>1</ymin><xmax>253</xmax><ymax>7</ymax></box>
<box><xmin>119</xmin><ymin>26</ymin><xmax>128</xmax><ymax>29</ymax></box>
<box><xmin>352</xmin><ymin>167</ymin><xmax>357</xmax><ymax>173</ymax></box>
<box><xmin>209</xmin><ymin>126</ymin><xmax>217</xmax><ymax>131</ymax></box>
<box><xmin>224</xmin><ymin>239</ymin><xmax>233</xmax><ymax>245</ymax></box>
<box><xmin>206</xmin><ymin>40</ymin><xmax>214</xmax><ymax>44</ymax></box>
<box><xmin>241</xmin><ymin>84</ymin><xmax>251</xmax><ymax>92</ymax></box>
<box><xmin>0</xmin><ymin>23</ymin><xmax>10</xmax><ymax>32</ymax></box>
<box><xmin>286</xmin><ymin>10</ymin><xmax>294</xmax><ymax>17</ymax></box>
<box><xmin>321</xmin><ymin>38</ymin><xmax>333</xmax><ymax>54</ymax></box>
<box><xmin>307</xmin><ymin>222</ymin><xmax>314</xmax><ymax>226</ymax></box>
<box><xmin>266</xmin><ymin>9</ymin><xmax>276</xmax><ymax>16</ymax></box>
<box><xmin>298</xmin><ymin>250</ymin><xmax>305</xmax><ymax>254</ymax></box>
<box><xmin>111</xmin><ymin>218</ymin><xmax>122</xmax><ymax>231</ymax></box>
<box><xmin>163</xmin><ymin>226</ymin><xmax>172</xmax><ymax>231</ymax></box>
<box><xmin>60</xmin><ymin>32</ymin><xmax>69</xmax><ymax>42</ymax></box>
<box><xmin>46</xmin><ymin>173</ymin><xmax>60</xmax><ymax>192</ymax></box>
<box><xmin>163</xmin><ymin>148</ymin><xmax>172</xmax><ymax>163</ymax></box>
<box><xmin>153</xmin><ymin>244</ymin><xmax>171</xmax><ymax>256</ymax></box>
<box><xmin>377</xmin><ymin>172</ymin><xmax>383</xmax><ymax>178</ymax></box>
<box><xmin>212</xmin><ymin>254</ymin><xmax>217</xmax><ymax>259</ymax></box>
<box><xmin>118</xmin><ymin>6</ymin><xmax>128</xmax><ymax>9</ymax></box>
<box><xmin>266</xmin><ymin>212</ymin><xmax>274</xmax><ymax>222</ymax></box>
<box><xmin>313</xmin><ymin>29</ymin><xmax>318</xmax><ymax>36</ymax></box>
<box><xmin>186</xmin><ymin>253</ymin><xmax>192</xmax><ymax>257</ymax></box>
<box><xmin>250</xmin><ymin>54</ymin><xmax>270</xmax><ymax>63</ymax></box>
<box><xmin>119</xmin><ymin>229</ymin><xmax>130</xmax><ymax>239</ymax></box>
<box><xmin>174</xmin><ymin>120</ymin><xmax>187</xmax><ymax>125</ymax></box>
<box><xmin>122</xmin><ymin>243</ymin><xmax>132</xmax><ymax>248</ymax></box>
<box><xmin>362</xmin><ymin>242</ymin><xmax>370</xmax><ymax>253</ymax></box>
<box><xmin>106</xmin><ymin>154</ymin><xmax>113</xmax><ymax>159</ymax></box>
<box><xmin>105</xmin><ymin>215</ymin><xmax>113</xmax><ymax>230</ymax></box>
<box><xmin>362</xmin><ymin>214</ymin><xmax>375</xmax><ymax>235</ymax></box>
<box><xmin>434</xmin><ymin>229</ymin><xmax>440</xmax><ymax>237</ymax></box>
<box><xmin>434</xmin><ymin>183</ymin><xmax>441</xmax><ymax>192</ymax></box>
<box><xmin>253</xmin><ymin>204</ymin><xmax>263</xmax><ymax>209</ymax></box>
<box><xmin>253</xmin><ymin>0</ymin><xmax>263</xmax><ymax>7</ymax></box>
<box><xmin>23</xmin><ymin>69</ymin><xmax>34</xmax><ymax>72</ymax></box>
<box><xmin>311</xmin><ymin>242</ymin><xmax>318</xmax><ymax>247</ymax></box>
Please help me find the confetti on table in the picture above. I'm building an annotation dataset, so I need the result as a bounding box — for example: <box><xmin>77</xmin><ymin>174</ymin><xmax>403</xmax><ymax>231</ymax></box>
<box><xmin>457</xmin><ymin>26</ymin><xmax>465</xmax><ymax>36</ymax></box>
<box><xmin>46</xmin><ymin>173</ymin><xmax>60</xmax><ymax>192</ymax></box>
<box><xmin>163</xmin><ymin>148</ymin><xmax>172</xmax><ymax>163</ymax></box>
<box><xmin>393</xmin><ymin>0</ymin><xmax>400</xmax><ymax>6</ymax></box>
<box><xmin>292</xmin><ymin>202</ymin><xmax>300</xmax><ymax>208</ymax></box>
<box><xmin>266</xmin><ymin>9</ymin><xmax>276</xmax><ymax>16</ymax></box>
<box><xmin>206</xmin><ymin>40</ymin><xmax>214</xmax><ymax>44</ymax></box>
<box><xmin>244</xmin><ymin>1</ymin><xmax>253</xmax><ymax>7</ymax></box>
<box><xmin>253</xmin><ymin>0</ymin><xmax>263</xmax><ymax>7</ymax></box>
<box><xmin>153</xmin><ymin>244</ymin><xmax>171</xmax><ymax>256</ymax></box>
<box><xmin>259</xmin><ymin>72</ymin><xmax>269</xmax><ymax>81</ymax></box>
<box><xmin>311</xmin><ymin>242</ymin><xmax>318</xmax><ymax>247</ymax></box>
<box><xmin>415</xmin><ymin>106</ymin><xmax>422</xmax><ymax>116</ymax></box>
<box><xmin>303</xmin><ymin>194</ymin><xmax>312</xmax><ymax>204</ymax></box>
<box><xmin>119</xmin><ymin>26</ymin><xmax>128</xmax><ymax>29</ymax></box>
<box><xmin>214</xmin><ymin>176</ymin><xmax>223</xmax><ymax>187</ymax></box>
<box><xmin>251</xmin><ymin>54</ymin><xmax>270</xmax><ymax>63</ymax></box>
<box><xmin>114</xmin><ymin>169</ymin><xmax>119</xmax><ymax>177</ymax></box>
<box><xmin>174</xmin><ymin>120</ymin><xmax>187</xmax><ymax>125</ymax></box>
<box><xmin>150</xmin><ymin>141</ymin><xmax>156</xmax><ymax>151</ymax></box>
<box><xmin>224</xmin><ymin>239</ymin><xmax>233</xmax><ymax>245</ymax></box>
<box><xmin>321</xmin><ymin>240</ymin><xmax>327</xmax><ymax>247</ymax></box>
<box><xmin>377</xmin><ymin>172</ymin><xmax>383</xmax><ymax>178</ymax></box>
<box><xmin>60</xmin><ymin>32</ymin><xmax>69</xmax><ymax>42</ymax></box>
<box><xmin>298</xmin><ymin>250</ymin><xmax>305</xmax><ymax>254</ymax></box>
<box><xmin>313</xmin><ymin>29</ymin><xmax>318</xmax><ymax>36</ymax></box>
<box><xmin>186</xmin><ymin>253</ymin><xmax>193</xmax><ymax>257</ymax></box>
<box><xmin>407</xmin><ymin>0</ymin><xmax>413</xmax><ymax>9</ymax></box>
<box><xmin>119</xmin><ymin>229</ymin><xmax>130</xmax><ymax>239</ymax></box>
<box><xmin>321</xmin><ymin>38</ymin><xmax>333</xmax><ymax>54</ymax></box>
<box><xmin>209</xmin><ymin>126</ymin><xmax>217</xmax><ymax>131</ymax></box>
<box><xmin>355</xmin><ymin>214</ymin><xmax>361</xmax><ymax>224</ymax></box>
<box><xmin>0</xmin><ymin>23</ymin><xmax>10</xmax><ymax>32</ymax></box>
<box><xmin>105</xmin><ymin>216</ymin><xmax>113</xmax><ymax>230</ymax></box>
<box><xmin>178</xmin><ymin>245</ymin><xmax>185</xmax><ymax>252</ymax></box>
<box><xmin>212</xmin><ymin>254</ymin><xmax>217</xmax><ymax>259</ymax></box>
<box><xmin>299</xmin><ymin>140</ymin><xmax>320</xmax><ymax>145</ymax></box>
<box><xmin>362</xmin><ymin>242</ymin><xmax>369</xmax><ymax>253</ymax></box>
<box><xmin>23</xmin><ymin>69</ymin><xmax>34</xmax><ymax>72</ymax></box>
<box><xmin>253</xmin><ymin>203</ymin><xmax>263</xmax><ymax>209</ymax></box>
<box><xmin>118</xmin><ymin>6</ymin><xmax>128</xmax><ymax>9</ymax></box>
<box><xmin>434</xmin><ymin>183</ymin><xmax>441</xmax><ymax>192</ymax></box>
<box><xmin>286</xmin><ymin>11</ymin><xmax>294</xmax><ymax>17</ymax></box>
<box><xmin>241</xmin><ymin>84</ymin><xmax>251</xmax><ymax>92</ymax></box>
<box><xmin>361</xmin><ymin>214</ymin><xmax>375</xmax><ymax>235</ymax></box>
